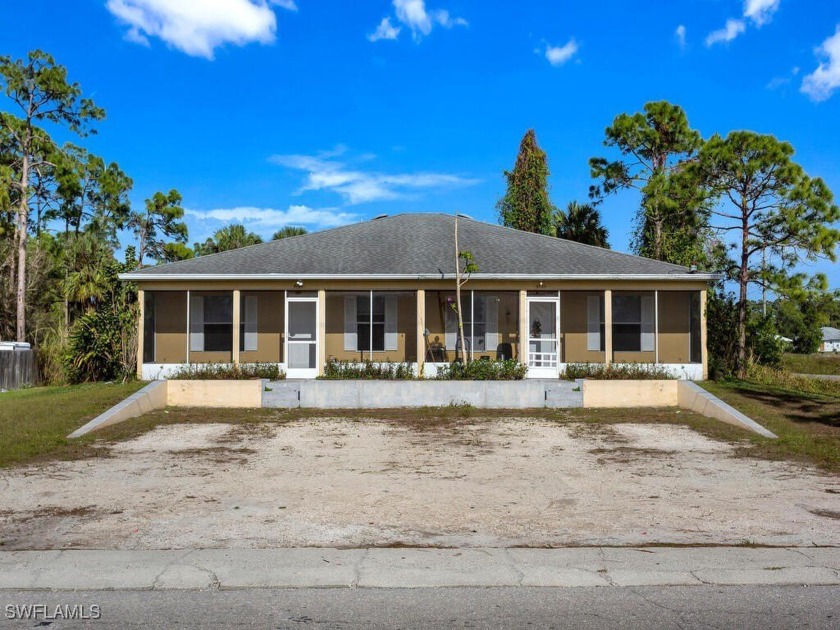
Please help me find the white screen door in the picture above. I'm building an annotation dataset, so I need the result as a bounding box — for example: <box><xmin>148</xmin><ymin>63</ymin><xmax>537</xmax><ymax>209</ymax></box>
<box><xmin>286</xmin><ymin>298</ymin><xmax>319</xmax><ymax>378</ymax></box>
<box><xmin>526</xmin><ymin>297</ymin><xmax>560</xmax><ymax>378</ymax></box>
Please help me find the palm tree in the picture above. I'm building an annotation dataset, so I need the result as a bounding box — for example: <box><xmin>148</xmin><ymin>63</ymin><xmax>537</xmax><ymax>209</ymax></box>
<box><xmin>195</xmin><ymin>224</ymin><xmax>263</xmax><ymax>255</ymax></box>
<box><xmin>272</xmin><ymin>226</ymin><xmax>307</xmax><ymax>240</ymax></box>
<box><xmin>553</xmin><ymin>202</ymin><xmax>610</xmax><ymax>248</ymax></box>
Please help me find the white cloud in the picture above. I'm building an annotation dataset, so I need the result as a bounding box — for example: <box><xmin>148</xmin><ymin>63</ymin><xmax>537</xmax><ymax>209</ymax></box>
<box><xmin>368</xmin><ymin>17</ymin><xmax>401</xmax><ymax>42</ymax></box>
<box><xmin>544</xmin><ymin>39</ymin><xmax>579</xmax><ymax>66</ymax></box>
<box><xmin>270</xmin><ymin>148</ymin><xmax>479</xmax><ymax>205</ymax></box>
<box><xmin>744</xmin><ymin>0</ymin><xmax>780</xmax><ymax>27</ymax></box>
<box><xmin>675</xmin><ymin>24</ymin><xmax>687</xmax><ymax>48</ymax></box>
<box><xmin>370</xmin><ymin>0</ymin><xmax>467</xmax><ymax>43</ymax></box>
<box><xmin>802</xmin><ymin>26</ymin><xmax>840</xmax><ymax>102</ymax></box>
<box><xmin>705</xmin><ymin>18</ymin><xmax>746</xmax><ymax>47</ymax></box>
<box><xmin>187</xmin><ymin>205</ymin><xmax>357</xmax><ymax>230</ymax></box>
<box><xmin>106</xmin><ymin>0</ymin><xmax>297</xmax><ymax>59</ymax></box>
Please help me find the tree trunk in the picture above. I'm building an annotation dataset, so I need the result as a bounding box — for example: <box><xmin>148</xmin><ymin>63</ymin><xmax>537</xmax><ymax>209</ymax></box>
<box><xmin>735</xmin><ymin>208</ymin><xmax>750</xmax><ymax>379</ymax></box>
<box><xmin>15</xmin><ymin>149</ymin><xmax>29</xmax><ymax>342</ymax></box>
<box><xmin>454</xmin><ymin>216</ymin><xmax>468</xmax><ymax>364</ymax></box>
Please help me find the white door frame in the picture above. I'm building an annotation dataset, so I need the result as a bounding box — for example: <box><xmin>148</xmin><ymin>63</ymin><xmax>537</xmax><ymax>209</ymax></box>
<box><xmin>285</xmin><ymin>296</ymin><xmax>319</xmax><ymax>379</ymax></box>
<box><xmin>526</xmin><ymin>296</ymin><xmax>561</xmax><ymax>379</ymax></box>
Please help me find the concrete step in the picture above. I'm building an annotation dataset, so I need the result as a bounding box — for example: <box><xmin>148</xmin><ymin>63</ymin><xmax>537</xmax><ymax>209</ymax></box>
<box><xmin>543</xmin><ymin>380</ymin><xmax>583</xmax><ymax>408</ymax></box>
<box><xmin>262</xmin><ymin>380</ymin><xmax>301</xmax><ymax>408</ymax></box>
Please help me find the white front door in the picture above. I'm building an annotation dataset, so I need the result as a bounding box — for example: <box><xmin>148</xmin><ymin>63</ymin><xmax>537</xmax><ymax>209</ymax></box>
<box><xmin>286</xmin><ymin>298</ymin><xmax>319</xmax><ymax>378</ymax></box>
<box><xmin>526</xmin><ymin>297</ymin><xmax>560</xmax><ymax>378</ymax></box>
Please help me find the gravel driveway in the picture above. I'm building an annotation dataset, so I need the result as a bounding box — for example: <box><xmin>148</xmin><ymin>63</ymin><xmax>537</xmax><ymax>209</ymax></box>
<box><xmin>1</xmin><ymin>417</ymin><xmax>838</xmax><ymax>549</ymax></box>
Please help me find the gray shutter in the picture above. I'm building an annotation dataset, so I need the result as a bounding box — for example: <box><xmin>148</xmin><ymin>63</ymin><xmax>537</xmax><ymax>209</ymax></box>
<box><xmin>385</xmin><ymin>295</ymin><xmax>398</xmax><ymax>351</ymax></box>
<box><xmin>244</xmin><ymin>295</ymin><xmax>258</xmax><ymax>351</ymax></box>
<box><xmin>485</xmin><ymin>296</ymin><xmax>499</xmax><ymax>350</ymax></box>
<box><xmin>190</xmin><ymin>295</ymin><xmax>204</xmax><ymax>352</ymax></box>
<box><xmin>344</xmin><ymin>296</ymin><xmax>357</xmax><ymax>351</ymax></box>
<box><xmin>586</xmin><ymin>295</ymin><xmax>600</xmax><ymax>351</ymax></box>
<box><xmin>641</xmin><ymin>295</ymin><xmax>655</xmax><ymax>352</ymax></box>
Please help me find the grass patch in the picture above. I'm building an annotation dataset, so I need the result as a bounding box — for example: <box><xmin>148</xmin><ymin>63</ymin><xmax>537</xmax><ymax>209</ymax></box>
<box><xmin>780</xmin><ymin>353</ymin><xmax>840</xmax><ymax>376</ymax></box>
<box><xmin>700</xmin><ymin>379</ymin><xmax>840</xmax><ymax>473</ymax></box>
<box><xmin>0</xmin><ymin>381</ymin><xmax>147</xmax><ymax>468</ymax></box>
<box><xmin>747</xmin><ymin>363</ymin><xmax>840</xmax><ymax>397</ymax></box>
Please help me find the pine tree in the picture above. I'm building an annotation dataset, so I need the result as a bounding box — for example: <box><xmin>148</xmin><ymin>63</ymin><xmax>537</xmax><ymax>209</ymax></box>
<box><xmin>496</xmin><ymin>129</ymin><xmax>555</xmax><ymax>235</ymax></box>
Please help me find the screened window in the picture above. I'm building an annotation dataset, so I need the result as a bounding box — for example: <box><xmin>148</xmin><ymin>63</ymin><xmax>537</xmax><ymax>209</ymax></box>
<box><xmin>190</xmin><ymin>294</ymin><xmax>233</xmax><ymax>353</ymax></box>
<box><xmin>343</xmin><ymin>293</ymin><xmax>398</xmax><ymax>354</ymax></box>
<box><xmin>612</xmin><ymin>294</ymin><xmax>655</xmax><ymax>353</ymax></box>
<box><xmin>357</xmin><ymin>295</ymin><xmax>386</xmax><ymax>352</ymax></box>
<box><xmin>143</xmin><ymin>292</ymin><xmax>155</xmax><ymax>363</ymax></box>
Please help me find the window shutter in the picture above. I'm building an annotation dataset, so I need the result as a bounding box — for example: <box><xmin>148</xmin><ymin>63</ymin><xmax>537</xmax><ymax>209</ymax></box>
<box><xmin>190</xmin><ymin>295</ymin><xmax>204</xmax><ymax>352</ymax></box>
<box><xmin>587</xmin><ymin>295</ymin><xmax>600</xmax><ymax>351</ymax></box>
<box><xmin>485</xmin><ymin>296</ymin><xmax>499</xmax><ymax>350</ymax></box>
<box><xmin>343</xmin><ymin>296</ymin><xmax>357</xmax><ymax>351</ymax></box>
<box><xmin>244</xmin><ymin>295</ymin><xmax>258</xmax><ymax>351</ymax></box>
<box><xmin>385</xmin><ymin>295</ymin><xmax>398</xmax><ymax>351</ymax></box>
<box><xmin>444</xmin><ymin>305</ymin><xmax>457</xmax><ymax>349</ymax></box>
<box><xmin>641</xmin><ymin>295</ymin><xmax>655</xmax><ymax>352</ymax></box>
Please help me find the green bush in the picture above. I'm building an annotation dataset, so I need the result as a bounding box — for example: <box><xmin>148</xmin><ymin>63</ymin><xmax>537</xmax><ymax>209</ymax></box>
<box><xmin>561</xmin><ymin>362</ymin><xmax>676</xmax><ymax>380</ymax></box>
<box><xmin>433</xmin><ymin>359</ymin><xmax>527</xmax><ymax>381</ymax></box>
<box><xmin>170</xmin><ymin>363</ymin><xmax>284</xmax><ymax>380</ymax></box>
<box><xmin>321</xmin><ymin>360</ymin><xmax>416</xmax><ymax>380</ymax></box>
<box><xmin>745</xmin><ymin>363</ymin><xmax>840</xmax><ymax>398</ymax></box>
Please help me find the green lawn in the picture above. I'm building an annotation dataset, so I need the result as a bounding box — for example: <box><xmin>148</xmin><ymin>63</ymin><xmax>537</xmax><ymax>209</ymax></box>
<box><xmin>0</xmin><ymin>381</ymin><xmax>146</xmax><ymax>468</ymax></box>
<box><xmin>701</xmin><ymin>379</ymin><xmax>840</xmax><ymax>473</ymax></box>
<box><xmin>780</xmin><ymin>352</ymin><xmax>840</xmax><ymax>376</ymax></box>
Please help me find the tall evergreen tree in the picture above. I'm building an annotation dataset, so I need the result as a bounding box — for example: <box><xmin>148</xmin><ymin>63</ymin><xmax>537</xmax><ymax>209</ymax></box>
<box><xmin>553</xmin><ymin>202</ymin><xmax>610</xmax><ymax>248</ymax></box>
<box><xmin>496</xmin><ymin>129</ymin><xmax>555</xmax><ymax>235</ymax></box>
<box><xmin>129</xmin><ymin>189</ymin><xmax>187</xmax><ymax>267</ymax></box>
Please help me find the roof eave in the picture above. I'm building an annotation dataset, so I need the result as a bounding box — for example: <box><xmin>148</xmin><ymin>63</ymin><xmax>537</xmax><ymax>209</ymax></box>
<box><xmin>120</xmin><ymin>272</ymin><xmax>722</xmax><ymax>282</ymax></box>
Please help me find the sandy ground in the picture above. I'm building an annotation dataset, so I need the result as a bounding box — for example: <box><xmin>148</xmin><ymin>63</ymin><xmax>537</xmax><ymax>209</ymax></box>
<box><xmin>1</xmin><ymin>418</ymin><xmax>839</xmax><ymax>550</ymax></box>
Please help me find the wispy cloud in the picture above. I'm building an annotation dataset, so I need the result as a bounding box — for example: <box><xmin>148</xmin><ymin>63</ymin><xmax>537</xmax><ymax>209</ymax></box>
<box><xmin>705</xmin><ymin>18</ymin><xmax>746</xmax><ymax>47</ymax></box>
<box><xmin>369</xmin><ymin>0</ymin><xmax>467</xmax><ymax>43</ymax></box>
<box><xmin>802</xmin><ymin>26</ymin><xmax>840</xmax><ymax>102</ymax></box>
<box><xmin>706</xmin><ymin>0</ymin><xmax>781</xmax><ymax>47</ymax></box>
<box><xmin>543</xmin><ymin>39</ymin><xmax>579</xmax><ymax>66</ymax></box>
<box><xmin>675</xmin><ymin>24</ymin><xmax>687</xmax><ymax>49</ymax></box>
<box><xmin>187</xmin><ymin>205</ymin><xmax>357</xmax><ymax>231</ymax></box>
<box><xmin>270</xmin><ymin>147</ymin><xmax>480</xmax><ymax>205</ymax></box>
<box><xmin>105</xmin><ymin>0</ymin><xmax>297</xmax><ymax>59</ymax></box>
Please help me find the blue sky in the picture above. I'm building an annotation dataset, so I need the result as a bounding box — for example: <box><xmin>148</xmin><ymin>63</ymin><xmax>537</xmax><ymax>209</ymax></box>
<box><xmin>5</xmin><ymin>0</ymin><xmax>840</xmax><ymax>288</ymax></box>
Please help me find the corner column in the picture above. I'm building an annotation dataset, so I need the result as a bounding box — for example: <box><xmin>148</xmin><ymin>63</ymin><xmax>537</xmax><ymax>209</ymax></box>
<box><xmin>604</xmin><ymin>289</ymin><xmax>613</xmax><ymax>365</ymax></box>
<box><xmin>416</xmin><ymin>289</ymin><xmax>425</xmax><ymax>377</ymax></box>
<box><xmin>137</xmin><ymin>289</ymin><xmax>144</xmax><ymax>379</ymax></box>
<box><xmin>317</xmin><ymin>289</ymin><xmax>326</xmax><ymax>376</ymax></box>
<box><xmin>232</xmin><ymin>289</ymin><xmax>241</xmax><ymax>365</ymax></box>
<box><xmin>518</xmin><ymin>289</ymin><xmax>527</xmax><ymax>365</ymax></box>
<box><xmin>700</xmin><ymin>289</ymin><xmax>708</xmax><ymax>380</ymax></box>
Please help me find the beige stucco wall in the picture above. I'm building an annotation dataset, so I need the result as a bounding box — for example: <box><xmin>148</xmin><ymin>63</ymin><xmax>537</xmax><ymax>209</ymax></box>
<box><xmin>659</xmin><ymin>291</ymin><xmax>691</xmax><ymax>364</ymax></box>
<box><xmin>581</xmin><ymin>379</ymin><xmax>679</xmax><ymax>408</ymax></box>
<box><xmin>239</xmin><ymin>291</ymin><xmax>285</xmax><ymax>363</ymax></box>
<box><xmin>561</xmin><ymin>291</ymin><xmax>605</xmax><ymax>363</ymax></box>
<box><xmin>154</xmin><ymin>291</ymin><xmax>187</xmax><ymax>363</ymax></box>
<box><xmin>167</xmin><ymin>380</ymin><xmax>262</xmax><ymax>408</ymax></box>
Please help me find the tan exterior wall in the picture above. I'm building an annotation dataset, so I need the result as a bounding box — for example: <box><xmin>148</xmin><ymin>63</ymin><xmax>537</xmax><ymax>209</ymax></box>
<box><xmin>239</xmin><ymin>291</ymin><xmax>285</xmax><ymax>363</ymax></box>
<box><xmin>324</xmin><ymin>292</ymin><xmax>418</xmax><ymax>363</ymax></box>
<box><xmin>154</xmin><ymin>291</ymin><xmax>187</xmax><ymax>363</ymax></box>
<box><xmin>561</xmin><ymin>291</ymin><xmax>605</xmax><ymax>363</ymax></box>
<box><xmin>614</xmin><ymin>351</ymin><xmax>655</xmax><ymax>363</ymax></box>
<box><xmin>659</xmin><ymin>291</ymin><xmax>691</xmax><ymax>364</ymax></box>
<box><xmin>167</xmin><ymin>379</ymin><xmax>262</xmax><ymax>408</ymax></box>
<box><xmin>582</xmin><ymin>379</ymin><xmax>679</xmax><ymax>408</ymax></box>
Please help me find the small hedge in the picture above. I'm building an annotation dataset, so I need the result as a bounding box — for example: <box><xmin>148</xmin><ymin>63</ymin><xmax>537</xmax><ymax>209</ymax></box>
<box><xmin>434</xmin><ymin>359</ymin><xmax>527</xmax><ymax>381</ymax></box>
<box><xmin>321</xmin><ymin>360</ymin><xmax>416</xmax><ymax>380</ymax></box>
<box><xmin>170</xmin><ymin>363</ymin><xmax>284</xmax><ymax>380</ymax></box>
<box><xmin>562</xmin><ymin>362</ymin><xmax>676</xmax><ymax>381</ymax></box>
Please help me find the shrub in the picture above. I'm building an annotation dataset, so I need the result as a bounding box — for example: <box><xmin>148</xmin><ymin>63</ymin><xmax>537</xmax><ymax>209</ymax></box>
<box><xmin>321</xmin><ymin>360</ymin><xmax>416</xmax><ymax>380</ymax></box>
<box><xmin>561</xmin><ymin>362</ymin><xmax>676</xmax><ymax>380</ymax></box>
<box><xmin>170</xmin><ymin>363</ymin><xmax>284</xmax><ymax>380</ymax></box>
<box><xmin>745</xmin><ymin>363</ymin><xmax>840</xmax><ymax>398</ymax></box>
<box><xmin>434</xmin><ymin>359</ymin><xmax>527</xmax><ymax>380</ymax></box>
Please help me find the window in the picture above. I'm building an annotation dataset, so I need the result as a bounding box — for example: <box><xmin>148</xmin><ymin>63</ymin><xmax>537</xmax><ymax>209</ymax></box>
<box><xmin>143</xmin><ymin>292</ymin><xmax>155</xmax><ymax>363</ymax></box>
<box><xmin>612</xmin><ymin>294</ymin><xmax>655</xmax><ymax>353</ymax></box>
<box><xmin>343</xmin><ymin>293</ymin><xmax>398</xmax><ymax>353</ymax></box>
<box><xmin>190</xmin><ymin>294</ymin><xmax>233</xmax><ymax>353</ymax></box>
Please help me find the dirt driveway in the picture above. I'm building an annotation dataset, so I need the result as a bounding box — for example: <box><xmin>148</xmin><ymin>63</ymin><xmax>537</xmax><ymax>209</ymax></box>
<box><xmin>1</xmin><ymin>416</ymin><xmax>839</xmax><ymax>549</ymax></box>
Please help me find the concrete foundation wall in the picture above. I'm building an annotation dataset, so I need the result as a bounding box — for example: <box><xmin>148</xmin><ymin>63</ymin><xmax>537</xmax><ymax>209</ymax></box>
<box><xmin>167</xmin><ymin>380</ymin><xmax>263</xmax><ymax>408</ymax></box>
<box><xmin>581</xmin><ymin>380</ymin><xmax>679</xmax><ymax>408</ymax></box>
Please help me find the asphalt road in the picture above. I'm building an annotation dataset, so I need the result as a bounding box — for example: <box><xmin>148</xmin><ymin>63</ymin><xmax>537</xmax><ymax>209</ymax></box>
<box><xmin>2</xmin><ymin>586</ymin><xmax>838</xmax><ymax>629</ymax></box>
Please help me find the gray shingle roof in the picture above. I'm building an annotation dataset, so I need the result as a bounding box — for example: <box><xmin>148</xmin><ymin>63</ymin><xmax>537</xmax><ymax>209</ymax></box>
<box><xmin>823</xmin><ymin>327</ymin><xmax>840</xmax><ymax>342</ymax></box>
<box><xmin>123</xmin><ymin>213</ymin><xmax>715</xmax><ymax>280</ymax></box>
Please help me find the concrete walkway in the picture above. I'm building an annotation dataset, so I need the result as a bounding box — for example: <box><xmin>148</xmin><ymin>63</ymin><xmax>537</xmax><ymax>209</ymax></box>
<box><xmin>1</xmin><ymin>548</ymin><xmax>838</xmax><ymax>590</ymax></box>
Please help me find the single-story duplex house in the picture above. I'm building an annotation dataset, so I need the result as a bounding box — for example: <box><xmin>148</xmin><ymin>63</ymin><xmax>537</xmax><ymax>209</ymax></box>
<box><xmin>120</xmin><ymin>213</ymin><xmax>719</xmax><ymax>380</ymax></box>
<box><xmin>821</xmin><ymin>327</ymin><xmax>840</xmax><ymax>353</ymax></box>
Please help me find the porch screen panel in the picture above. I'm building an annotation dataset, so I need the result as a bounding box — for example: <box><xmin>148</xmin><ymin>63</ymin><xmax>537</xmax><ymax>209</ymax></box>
<box><xmin>384</xmin><ymin>295</ymin><xmax>398</xmax><ymax>351</ymax></box>
<box><xmin>243</xmin><ymin>295</ymin><xmax>258</xmax><ymax>352</ymax></box>
<box><xmin>190</xmin><ymin>295</ymin><xmax>204</xmax><ymax>352</ymax></box>
<box><xmin>484</xmin><ymin>296</ymin><xmax>499</xmax><ymax>350</ymax></box>
<box><xmin>343</xmin><ymin>296</ymin><xmax>357</xmax><ymax>351</ymax></box>
<box><xmin>586</xmin><ymin>295</ymin><xmax>601</xmax><ymax>351</ymax></box>
<box><xmin>641</xmin><ymin>295</ymin><xmax>655</xmax><ymax>352</ymax></box>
